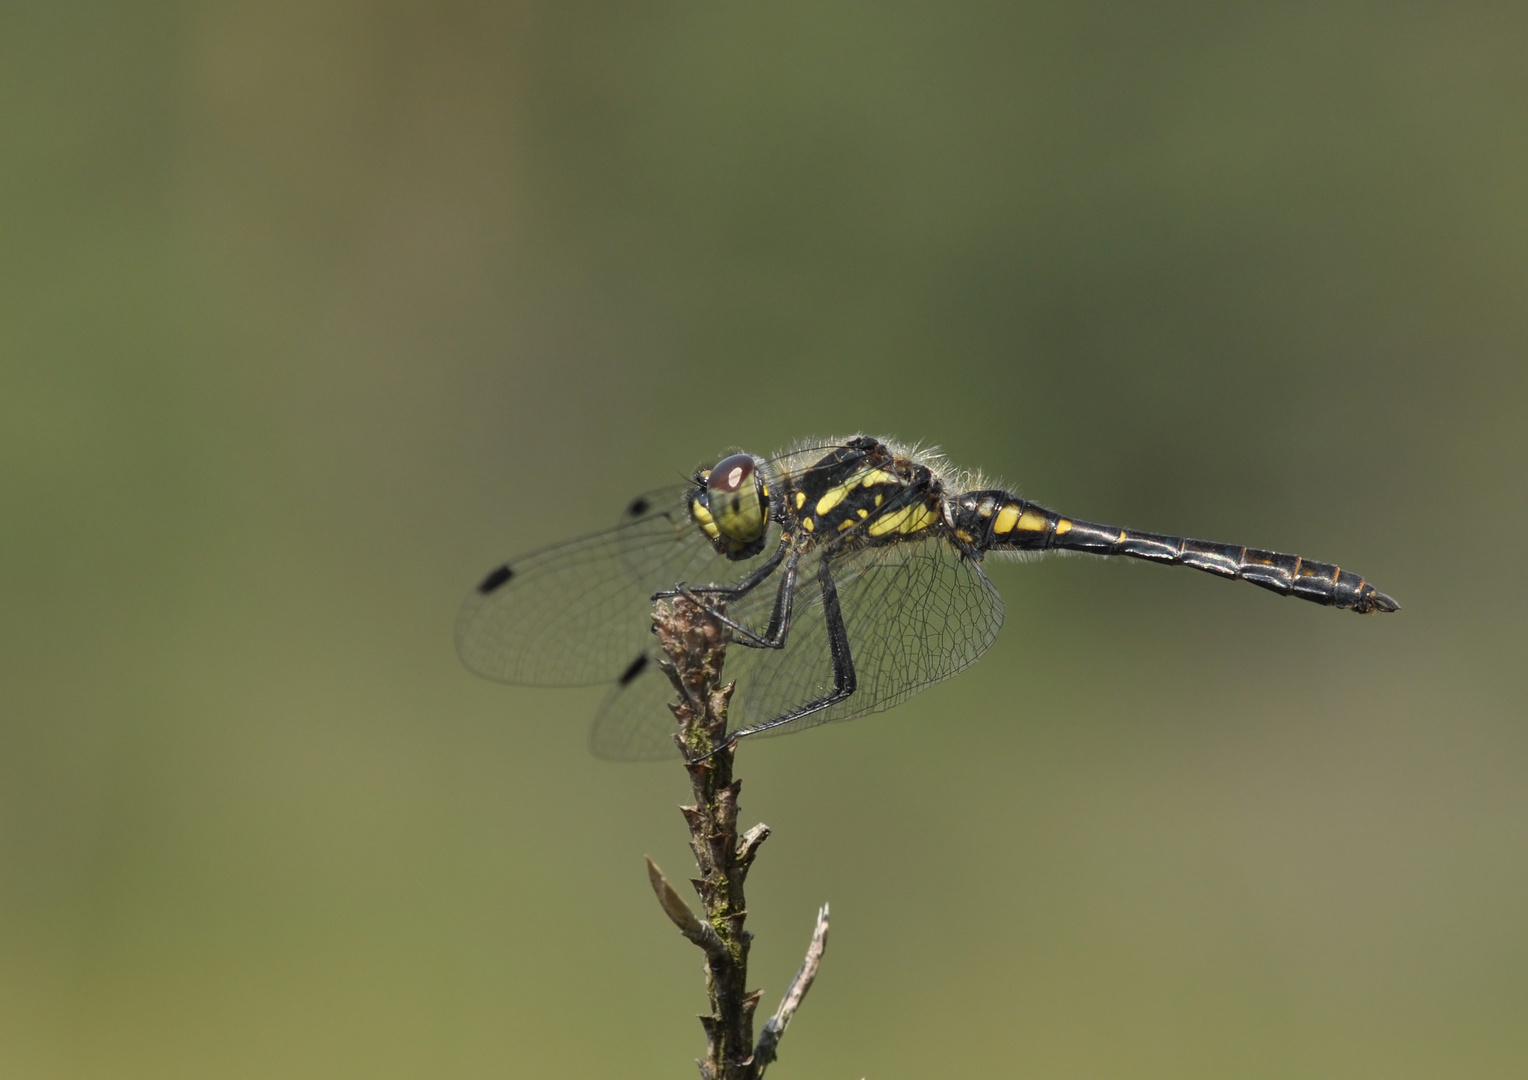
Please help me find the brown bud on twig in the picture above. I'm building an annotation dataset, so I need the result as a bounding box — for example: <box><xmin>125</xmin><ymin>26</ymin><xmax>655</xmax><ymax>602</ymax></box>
<box><xmin>646</xmin><ymin>856</ymin><xmax>727</xmax><ymax>963</ymax></box>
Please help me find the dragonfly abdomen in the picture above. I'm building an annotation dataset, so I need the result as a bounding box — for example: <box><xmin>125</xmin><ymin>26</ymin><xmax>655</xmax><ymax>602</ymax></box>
<box><xmin>956</xmin><ymin>492</ymin><xmax>1398</xmax><ymax>614</ymax></box>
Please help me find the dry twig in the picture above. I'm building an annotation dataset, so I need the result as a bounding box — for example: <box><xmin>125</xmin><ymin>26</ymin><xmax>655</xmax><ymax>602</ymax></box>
<box><xmin>646</xmin><ymin>596</ymin><xmax>829</xmax><ymax>1079</ymax></box>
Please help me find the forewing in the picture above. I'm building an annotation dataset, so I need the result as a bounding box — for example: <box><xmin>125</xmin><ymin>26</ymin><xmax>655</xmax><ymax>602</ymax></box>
<box><xmin>456</xmin><ymin>485</ymin><xmax>752</xmax><ymax>687</ymax></box>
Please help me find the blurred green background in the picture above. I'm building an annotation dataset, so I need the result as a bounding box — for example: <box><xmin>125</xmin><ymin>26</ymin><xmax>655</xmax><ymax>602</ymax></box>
<box><xmin>3</xmin><ymin>3</ymin><xmax>1525</xmax><ymax>1077</ymax></box>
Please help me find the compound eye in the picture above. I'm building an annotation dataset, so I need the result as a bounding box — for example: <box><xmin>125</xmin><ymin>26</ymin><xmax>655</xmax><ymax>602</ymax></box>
<box><xmin>707</xmin><ymin>454</ymin><xmax>753</xmax><ymax>496</ymax></box>
<box><xmin>705</xmin><ymin>453</ymin><xmax>766</xmax><ymax>548</ymax></box>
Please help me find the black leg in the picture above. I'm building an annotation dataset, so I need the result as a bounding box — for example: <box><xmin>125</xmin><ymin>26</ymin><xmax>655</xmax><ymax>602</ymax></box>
<box><xmin>724</xmin><ymin>554</ymin><xmax>858</xmax><ymax>745</ymax></box>
<box><xmin>652</xmin><ymin>533</ymin><xmax>789</xmax><ymax>603</ymax></box>
<box><xmin>692</xmin><ymin>549</ymin><xmax>799</xmax><ymax>650</ymax></box>
<box><xmin>656</xmin><ymin>535</ymin><xmax>802</xmax><ymax>650</ymax></box>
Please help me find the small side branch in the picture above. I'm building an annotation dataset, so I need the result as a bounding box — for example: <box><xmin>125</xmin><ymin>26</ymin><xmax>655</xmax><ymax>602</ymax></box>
<box><xmin>736</xmin><ymin>823</ymin><xmax>771</xmax><ymax>874</ymax></box>
<box><xmin>753</xmin><ymin>903</ymin><xmax>830</xmax><ymax>1074</ymax></box>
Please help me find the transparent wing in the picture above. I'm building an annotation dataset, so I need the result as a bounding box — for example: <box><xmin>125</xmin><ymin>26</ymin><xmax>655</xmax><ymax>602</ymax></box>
<box><xmin>590</xmin><ymin>537</ymin><xmax>1005</xmax><ymax>760</ymax></box>
<box><xmin>456</xmin><ymin>440</ymin><xmax>861</xmax><ymax>692</ymax></box>
<box><xmin>736</xmin><ymin>539</ymin><xmax>1006</xmax><ymax>738</ymax></box>
<box><xmin>455</xmin><ymin>484</ymin><xmax>781</xmax><ymax>687</ymax></box>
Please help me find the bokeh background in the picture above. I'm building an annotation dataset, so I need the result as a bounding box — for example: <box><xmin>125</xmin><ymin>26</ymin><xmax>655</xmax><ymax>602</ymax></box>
<box><xmin>4</xmin><ymin>3</ymin><xmax>1525</xmax><ymax>1077</ymax></box>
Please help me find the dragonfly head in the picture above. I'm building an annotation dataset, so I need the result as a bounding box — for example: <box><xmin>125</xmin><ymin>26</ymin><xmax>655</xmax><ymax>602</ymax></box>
<box><xmin>690</xmin><ymin>453</ymin><xmax>770</xmax><ymax>559</ymax></box>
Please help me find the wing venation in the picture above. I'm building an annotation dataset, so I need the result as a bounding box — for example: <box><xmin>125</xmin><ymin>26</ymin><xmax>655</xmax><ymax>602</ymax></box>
<box><xmin>589</xmin><ymin>538</ymin><xmax>1003</xmax><ymax>760</ymax></box>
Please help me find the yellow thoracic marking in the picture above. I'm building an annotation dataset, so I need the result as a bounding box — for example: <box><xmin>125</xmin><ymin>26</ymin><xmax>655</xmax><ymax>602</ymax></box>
<box><xmin>794</xmin><ymin>491</ymin><xmax>806</xmax><ymax>510</ymax></box>
<box><xmin>1055</xmin><ymin>518</ymin><xmax>1072</xmax><ymax>535</ymax></box>
<box><xmin>868</xmin><ymin>502</ymin><xmax>939</xmax><ymax>538</ymax></box>
<box><xmin>867</xmin><ymin>505</ymin><xmax>911</xmax><ymax>536</ymax></box>
<box><xmin>955</xmin><ymin>528</ymin><xmax>974</xmax><ymax>543</ymax></box>
<box><xmin>802</xmin><ymin>518</ymin><xmax>815</xmax><ymax>532</ymax></box>
<box><xmin>856</xmin><ymin>508</ymin><xmax>868</xmax><ymax>518</ymax></box>
<box><xmin>904</xmin><ymin>504</ymin><xmax>939</xmax><ymax>533</ymax></box>
<box><xmin>1016</xmin><ymin>508</ymin><xmax>1050</xmax><ymax>532</ymax></box>
<box><xmin>992</xmin><ymin>504</ymin><xmax>1021</xmax><ymax>534</ymax></box>
<box><xmin>859</xmin><ymin>468</ymin><xmax>899</xmax><ymax>488</ymax></box>
<box><xmin>815</xmin><ymin>485</ymin><xmax>851</xmax><ymax>517</ymax></box>
<box><xmin>837</xmin><ymin>518</ymin><xmax>856</xmax><ymax>532</ymax></box>
<box><xmin>874</xmin><ymin>493</ymin><xmax>883</xmax><ymax>507</ymax></box>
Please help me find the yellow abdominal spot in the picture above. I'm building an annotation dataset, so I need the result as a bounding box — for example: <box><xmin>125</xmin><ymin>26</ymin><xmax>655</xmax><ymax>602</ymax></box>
<box><xmin>815</xmin><ymin>485</ymin><xmax>851</xmax><ymax>516</ymax></box>
<box><xmin>992</xmin><ymin>504</ymin><xmax>1021</xmax><ymax>534</ymax></box>
<box><xmin>1055</xmin><ymin>518</ymin><xmax>1072</xmax><ymax>535</ymax></box>
<box><xmin>1017</xmin><ymin>508</ymin><xmax>1050</xmax><ymax>532</ymax></box>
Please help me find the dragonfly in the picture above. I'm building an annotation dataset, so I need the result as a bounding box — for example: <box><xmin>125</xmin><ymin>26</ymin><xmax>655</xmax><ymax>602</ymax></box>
<box><xmin>456</xmin><ymin>435</ymin><xmax>1398</xmax><ymax>760</ymax></box>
